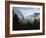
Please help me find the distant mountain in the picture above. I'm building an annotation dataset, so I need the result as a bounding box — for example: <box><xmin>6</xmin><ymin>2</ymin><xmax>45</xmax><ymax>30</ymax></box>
<box><xmin>13</xmin><ymin>8</ymin><xmax>40</xmax><ymax>24</ymax></box>
<box><xmin>34</xmin><ymin>13</ymin><xmax>40</xmax><ymax>16</ymax></box>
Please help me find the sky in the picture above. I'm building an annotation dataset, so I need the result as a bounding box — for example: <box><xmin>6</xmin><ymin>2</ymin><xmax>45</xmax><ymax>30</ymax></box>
<box><xmin>13</xmin><ymin>7</ymin><xmax>40</xmax><ymax>18</ymax></box>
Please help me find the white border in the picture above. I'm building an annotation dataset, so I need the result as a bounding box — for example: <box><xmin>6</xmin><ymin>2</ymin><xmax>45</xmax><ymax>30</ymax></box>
<box><xmin>10</xmin><ymin>4</ymin><xmax>43</xmax><ymax>34</ymax></box>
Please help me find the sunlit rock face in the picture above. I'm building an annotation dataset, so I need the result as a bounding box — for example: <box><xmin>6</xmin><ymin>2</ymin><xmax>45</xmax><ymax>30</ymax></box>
<box><xmin>13</xmin><ymin>7</ymin><xmax>40</xmax><ymax>24</ymax></box>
